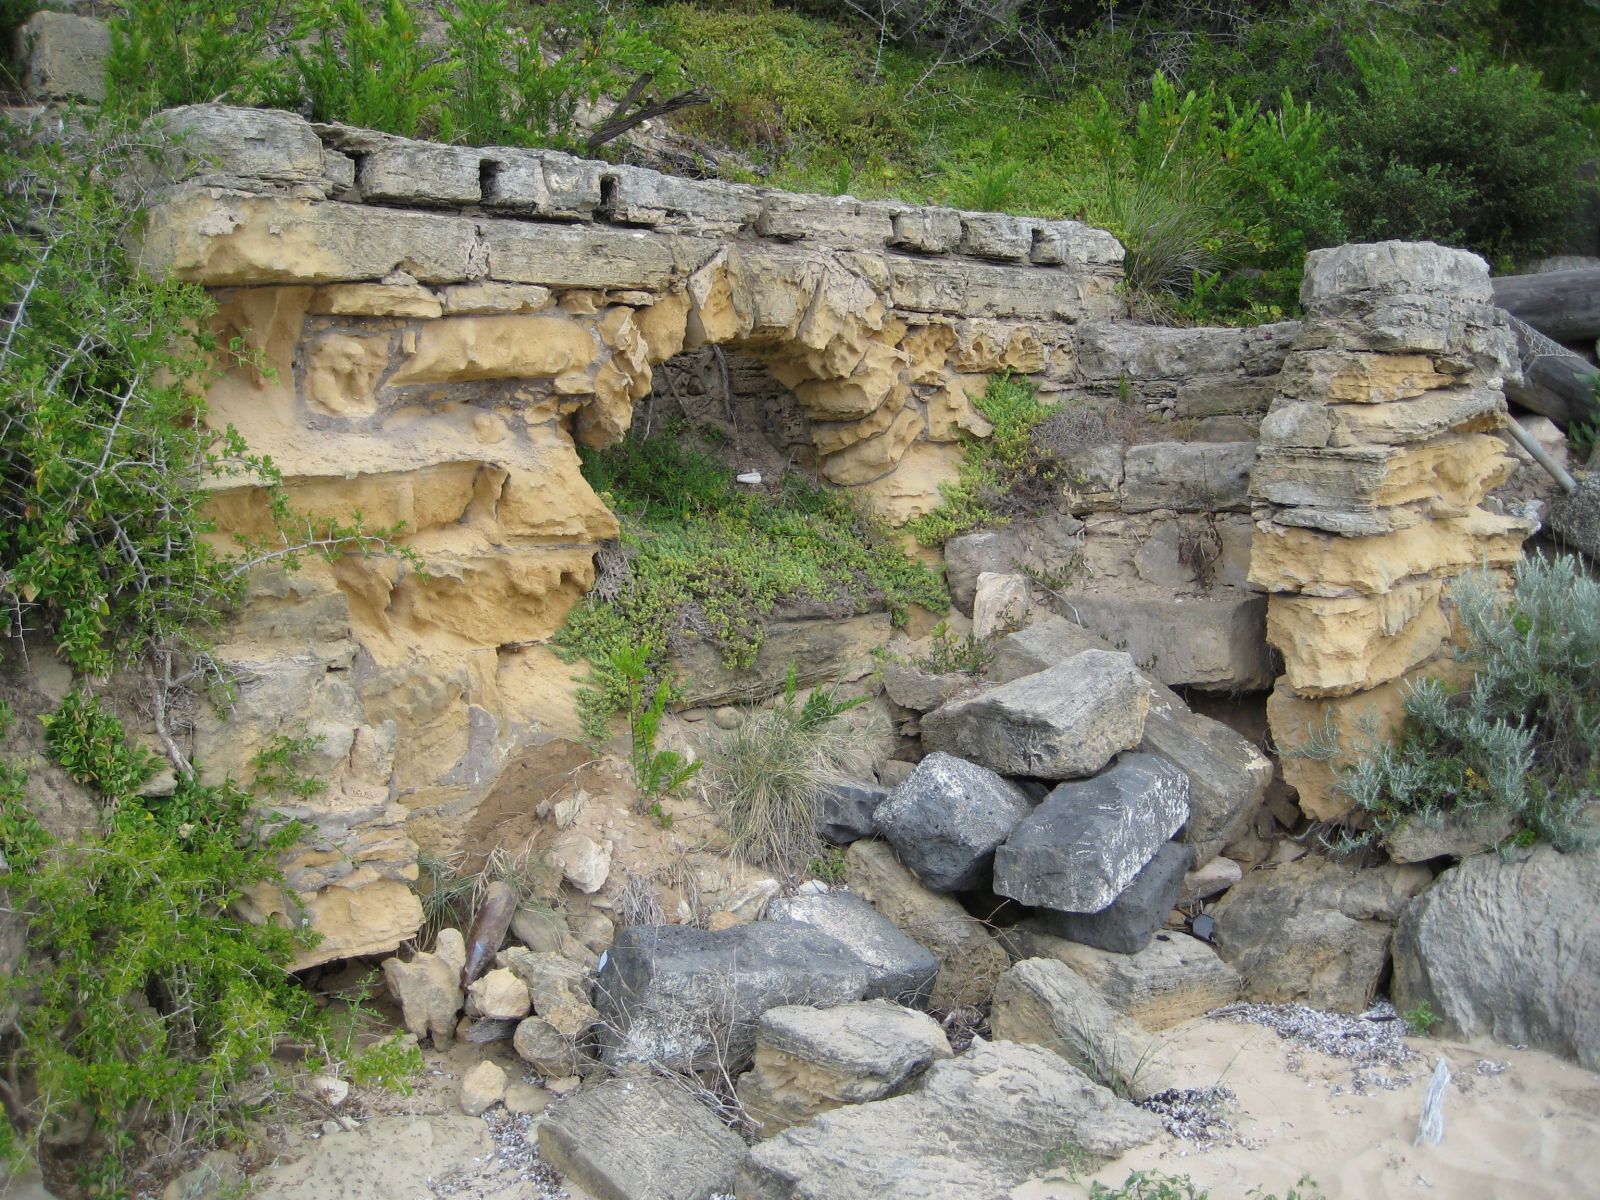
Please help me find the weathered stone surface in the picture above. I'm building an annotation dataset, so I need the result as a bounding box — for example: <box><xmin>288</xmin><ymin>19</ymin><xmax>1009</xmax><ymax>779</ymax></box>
<box><xmin>943</xmin><ymin>515</ymin><xmax>1085</xmax><ymax>614</ymax></box>
<box><xmin>989</xmin><ymin>616</ymin><xmax>1114</xmax><ymax>684</ymax></box>
<box><xmin>1381</xmin><ymin>808</ymin><xmax>1519</xmax><ymax>863</ymax></box>
<box><xmin>385</xmin><ymin>314</ymin><xmax>597</xmax><ymax>385</ymax></box>
<box><xmin>458</xmin><ymin>1060</ymin><xmax>506</xmax><ymax>1116</ymax></box>
<box><xmin>972</xmin><ymin>571</ymin><xmax>1031</xmax><ymax>638</ymax></box>
<box><xmin>674</xmin><ymin>613</ymin><xmax>892</xmax><ymax>707</ymax></box>
<box><xmin>593</xmin><ymin>923</ymin><xmax>868</xmax><ymax>1073</ymax></box>
<box><xmin>1392</xmin><ymin>846</ymin><xmax>1600</xmax><ymax>1068</ymax></box>
<box><xmin>1301</xmin><ymin>240</ymin><xmax>1493</xmax><ymax>306</ymax></box>
<box><xmin>1550</xmin><ymin>472</ymin><xmax>1600</xmax><ymax>562</ymax></box>
<box><xmin>512</xmin><ymin>1014</ymin><xmax>584</xmax><ymax>1077</ymax></box>
<box><xmin>873</xmin><ymin>752</ymin><xmax>1033</xmax><ymax>891</ymax></box>
<box><xmin>156</xmin><ymin>104</ymin><xmax>326</xmax><ymax>184</ymax></box>
<box><xmin>356</xmin><ymin>141</ymin><xmax>482</xmax><ymax>204</ymax></box>
<box><xmin>382</xmin><ymin>951</ymin><xmax>462</xmax><ymax>1048</ymax></box>
<box><xmin>548</xmin><ymin>830</ymin><xmax>611</xmax><ymax>893</ymax></box>
<box><xmin>17</xmin><ymin>11</ymin><xmax>109</xmax><ymax>101</ymax></box>
<box><xmin>309</xmin><ymin>281</ymin><xmax>442</xmax><ymax>319</ymax></box>
<box><xmin>465</xmin><ymin>967</ymin><xmax>530</xmax><ymax>1020</ymax></box>
<box><xmin>879</xmin><ymin>664</ymin><xmax>971</xmax><ymax>713</ymax></box>
<box><xmin>844</xmin><ymin>839</ymin><xmax>1009</xmax><ymax>1009</ymax></box>
<box><xmin>1249</xmin><ymin>434</ymin><xmax>1514</xmax><ymax>520</ymax></box>
<box><xmin>1121</xmin><ymin>442</ymin><xmax>1255</xmax><ymax>513</ymax></box>
<box><xmin>735</xmin><ymin>1001</ymin><xmax>952</xmax><ymax>1135</ymax></box>
<box><xmin>1267</xmin><ymin>578</ymin><xmax>1448</xmax><ymax>696</ymax></box>
<box><xmin>888</xmin><ymin>256</ymin><xmax>1122</xmax><ymax>322</ymax></box>
<box><xmin>765</xmin><ymin>891</ymin><xmax>939</xmax><ymax>1005</ymax></box>
<box><xmin>1056</xmin><ymin>592</ymin><xmax>1276</xmax><ymax>692</ymax></box>
<box><xmin>993</xmin><ymin>753</ymin><xmax>1190</xmax><ymax>914</ymax></box>
<box><xmin>1211</xmin><ymin>856</ymin><xmax>1431</xmax><ymax>1011</ymax></box>
<box><xmin>1072</xmin><ymin>320</ymin><xmax>1297</xmax><ymax>419</ymax></box>
<box><xmin>539</xmin><ymin>1075</ymin><xmax>747</xmax><ymax>1200</ymax></box>
<box><xmin>1248</xmin><ymin>510</ymin><xmax>1530</xmax><ymax>598</ymax></box>
<box><xmin>1029</xmin><ymin>842</ymin><xmax>1194</xmax><ymax>955</ymax></box>
<box><xmin>1178</xmin><ymin>855</ymin><xmax>1243</xmax><ymax>905</ymax></box>
<box><xmin>990</xmin><ymin>958</ymin><xmax>1174</xmax><ymax>1098</ymax></box>
<box><xmin>921</xmin><ymin>651</ymin><xmax>1147</xmax><ymax>780</ymax></box>
<box><xmin>1139</xmin><ymin>683</ymin><xmax>1272</xmax><ymax>866</ymax></box>
<box><xmin>482</xmin><ymin>220</ymin><xmax>714</xmax><ymax>291</ymax></box>
<box><xmin>1000</xmin><ymin>928</ymin><xmax>1240</xmax><ymax>1030</ymax></box>
<box><xmin>738</xmin><ymin>1039</ymin><xmax>1161</xmax><ymax>1199</ymax></box>
<box><xmin>814</xmin><ymin>780</ymin><xmax>888</xmax><ymax>844</ymax></box>
<box><xmin>495</xmin><ymin>946</ymin><xmax>599</xmax><ymax>1037</ymax></box>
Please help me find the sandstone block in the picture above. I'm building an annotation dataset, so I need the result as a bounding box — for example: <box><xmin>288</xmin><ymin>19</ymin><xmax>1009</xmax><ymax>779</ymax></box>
<box><xmin>738</xmin><ymin>1039</ymin><xmax>1161</xmax><ymax>1199</ymax></box>
<box><xmin>478</xmin><ymin>147</ymin><xmax>602</xmax><ymax>217</ymax></box>
<box><xmin>1267</xmin><ymin>578</ymin><xmax>1448</xmax><ymax>696</ymax></box>
<box><xmin>539</xmin><ymin>1076</ymin><xmax>747</xmax><ymax>1200</ymax></box>
<box><xmin>888</xmin><ymin>256</ymin><xmax>1121</xmax><ymax>322</ymax></box>
<box><xmin>993</xmin><ymin>753</ymin><xmax>1190</xmax><ymax>914</ymax></box>
<box><xmin>873</xmin><ymin>752</ymin><xmax>1033</xmax><ymax>892</ymax></box>
<box><xmin>156</xmin><ymin>104</ymin><xmax>325</xmax><ymax>184</ymax></box>
<box><xmin>382</xmin><ymin>951</ymin><xmax>462</xmax><ymax>1048</ymax></box>
<box><xmin>958</xmin><ymin>212</ymin><xmax>1033</xmax><ymax>261</ymax></box>
<box><xmin>920</xmin><ymin>651</ymin><xmax>1148</xmax><ymax>780</ymax></box>
<box><xmin>1072</xmin><ymin>319</ymin><xmax>1296</xmax><ymax>418</ymax></box>
<box><xmin>735</xmin><ymin>1001</ymin><xmax>952</xmax><ymax>1136</ymax></box>
<box><xmin>889</xmin><ymin>208</ymin><xmax>963</xmax><ymax>254</ymax></box>
<box><xmin>1382</xmin><ymin>808</ymin><xmax>1519</xmax><ymax>864</ymax></box>
<box><xmin>942</xmin><ymin>514</ymin><xmax>1085</xmax><ymax>614</ymax></box>
<box><xmin>999</xmin><ymin>928</ymin><xmax>1240</xmax><ymax>1030</ymax></box>
<box><xmin>482</xmin><ymin>219</ymin><xmax>712</xmax><ymax>291</ymax></box>
<box><xmin>309</xmin><ymin>281</ymin><xmax>443</xmax><ymax>319</ymax></box>
<box><xmin>1250</xmin><ymin>434</ymin><xmax>1515</xmax><ymax>519</ymax></box>
<box><xmin>458</xmin><ymin>1060</ymin><xmax>506</xmax><ymax>1116</ymax></box>
<box><xmin>465</xmin><ymin>967</ymin><xmax>530</xmax><ymax>1020</ymax></box>
<box><xmin>512</xmin><ymin>1014</ymin><xmax>584</xmax><ymax>1077</ymax></box>
<box><xmin>990</xmin><ymin>958</ymin><xmax>1174</xmax><ymax>1098</ymax></box>
<box><xmin>765</xmin><ymin>892</ymin><xmax>939</xmax><ymax>1005</ymax></box>
<box><xmin>1301</xmin><ymin>240</ymin><xmax>1492</xmax><ymax>306</ymax></box>
<box><xmin>818</xmin><ymin>406</ymin><xmax>923</xmax><ymax>485</ymax></box>
<box><xmin>439</xmin><ymin>281</ymin><xmax>553</xmax><ymax>315</ymax></box>
<box><xmin>989</xmin><ymin>616</ymin><xmax>1114</xmax><ymax>683</ymax></box>
<box><xmin>755</xmin><ymin>192</ymin><xmax>903</xmax><ymax>247</ymax></box>
<box><xmin>1274</xmin><ymin>349</ymin><xmax>1461</xmax><ymax>406</ymax></box>
<box><xmin>386</xmin><ymin>314</ymin><xmax>597</xmax><ymax>386</ymax></box>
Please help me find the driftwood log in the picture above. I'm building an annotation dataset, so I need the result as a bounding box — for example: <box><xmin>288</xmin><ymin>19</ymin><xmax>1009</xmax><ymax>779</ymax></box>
<box><xmin>1502</xmin><ymin>313</ymin><xmax>1600</xmax><ymax>428</ymax></box>
<box><xmin>1492</xmin><ymin>268</ymin><xmax>1600</xmax><ymax>343</ymax></box>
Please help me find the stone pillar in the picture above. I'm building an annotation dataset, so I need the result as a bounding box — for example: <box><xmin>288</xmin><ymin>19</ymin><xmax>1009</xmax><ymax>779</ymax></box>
<box><xmin>1248</xmin><ymin>242</ymin><xmax>1532</xmax><ymax>821</ymax></box>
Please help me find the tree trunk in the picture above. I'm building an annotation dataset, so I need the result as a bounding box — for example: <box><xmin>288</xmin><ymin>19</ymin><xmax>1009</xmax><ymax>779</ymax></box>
<box><xmin>1492</xmin><ymin>268</ymin><xmax>1600</xmax><ymax>343</ymax></box>
<box><xmin>1503</xmin><ymin>313</ymin><xmax>1600</xmax><ymax>427</ymax></box>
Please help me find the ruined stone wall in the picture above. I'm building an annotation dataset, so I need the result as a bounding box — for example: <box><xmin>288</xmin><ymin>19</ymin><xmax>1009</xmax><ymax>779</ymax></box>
<box><xmin>1248</xmin><ymin>243</ymin><xmax>1532</xmax><ymax>819</ymax></box>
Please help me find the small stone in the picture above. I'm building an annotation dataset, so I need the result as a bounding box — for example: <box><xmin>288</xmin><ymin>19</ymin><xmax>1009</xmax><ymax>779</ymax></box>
<box><xmin>971</xmin><ymin>571</ymin><xmax>1031</xmax><ymax>639</ymax></box>
<box><xmin>459</xmin><ymin>1059</ymin><xmax>508</xmax><ymax>1116</ymax></box>
<box><xmin>306</xmin><ymin>1075</ymin><xmax>349</xmax><ymax>1107</ymax></box>
<box><xmin>545</xmin><ymin>1075</ymin><xmax>581</xmax><ymax>1096</ymax></box>
<box><xmin>713</xmin><ymin>706</ymin><xmax>742</xmax><ymax>730</ymax></box>
<box><xmin>433</xmin><ymin>928</ymin><xmax>467</xmax><ymax>980</ymax></box>
<box><xmin>549</xmin><ymin>832</ymin><xmax>610</xmax><ymax>893</ymax></box>
<box><xmin>513</xmin><ymin>1015</ymin><xmax>584</xmax><ymax>1077</ymax></box>
<box><xmin>504</xmin><ymin>1081</ymin><xmax>551</xmax><ymax>1115</ymax></box>
<box><xmin>382</xmin><ymin>952</ymin><xmax>462</xmax><ymax>1049</ymax></box>
<box><xmin>1030</xmin><ymin>841</ymin><xmax>1194</xmax><ymax>955</ymax></box>
<box><xmin>1179</xmin><ymin>856</ymin><xmax>1243</xmax><ymax>906</ymax></box>
<box><xmin>467</xmin><ymin>967</ymin><xmax>531</xmax><ymax>1020</ymax></box>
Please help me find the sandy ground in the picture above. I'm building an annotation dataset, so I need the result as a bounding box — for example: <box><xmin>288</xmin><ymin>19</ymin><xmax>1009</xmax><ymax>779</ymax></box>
<box><xmin>241</xmin><ymin>1016</ymin><xmax>1600</xmax><ymax>1200</ymax></box>
<box><xmin>1016</xmin><ymin>1016</ymin><xmax>1600</xmax><ymax>1200</ymax></box>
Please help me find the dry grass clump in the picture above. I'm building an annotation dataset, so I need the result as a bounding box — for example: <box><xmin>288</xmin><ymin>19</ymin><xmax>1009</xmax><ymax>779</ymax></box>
<box><xmin>702</xmin><ymin>679</ymin><xmax>882</xmax><ymax>878</ymax></box>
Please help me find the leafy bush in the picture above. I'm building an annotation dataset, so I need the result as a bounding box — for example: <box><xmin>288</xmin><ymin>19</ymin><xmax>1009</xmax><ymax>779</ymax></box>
<box><xmin>555</xmin><ymin>426</ymin><xmax>946</xmax><ymax>739</ymax></box>
<box><xmin>105</xmin><ymin>0</ymin><xmax>292</xmax><ymax>112</ymax></box>
<box><xmin>1080</xmin><ymin>72</ymin><xmax>1344</xmax><ymax>317</ymax></box>
<box><xmin>290</xmin><ymin>0</ymin><xmax>455</xmax><ymax>138</ymax></box>
<box><xmin>612</xmin><ymin>644</ymin><xmax>702</xmax><ymax>803</ymax></box>
<box><xmin>1338</xmin><ymin>555</ymin><xmax>1600</xmax><ymax>851</ymax></box>
<box><xmin>702</xmin><ymin>668</ymin><xmax>876</xmax><ymax>876</ymax></box>
<box><xmin>0</xmin><ymin>700</ymin><xmax>323</xmax><ymax>1192</ymax></box>
<box><xmin>1335</xmin><ymin>40</ymin><xmax>1595</xmax><ymax>268</ymax></box>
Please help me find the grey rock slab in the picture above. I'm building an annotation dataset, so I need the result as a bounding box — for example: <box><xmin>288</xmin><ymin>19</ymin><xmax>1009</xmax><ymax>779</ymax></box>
<box><xmin>594</xmin><ymin>923</ymin><xmax>868</xmax><ymax>1074</ymax></box>
<box><xmin>17</xmin><ymin>11</ymin><xmax>110</xmax><ymax>102</ymax></box>
<box><xmin>1301</xmin><ymin>240</ymin><xmax>1492</xmax><ymax>306</ymax></box>
<box><xmin>1121</xmin><ymin>441</ymin><xmax>1255</xmax><ymax>513</ymax></box>
<box><xmin>153</xmin><ymin>104</ymin><xmax>326</xmax><ymax>185</ymax></box>
<box><xmin>1381</xmin><ymin>807</ymin><xmax>1519</xmax><ymax>863</ymax></box>
<box><xmin>871</xmin><ymin>751</ymin><xmax>1033</xmax><ymax>891</ymax></box>
<box><xmin>765</xmin><ymin>891</ymin><xmax>939</xmax><ymax>1006</ymax></box>
<box><xmin>990</xmin><ymin>958</ymin><xmax>1175</xmax><ymax>1099</ymax></box>
<box><xmin>814</xmin><ymin>780</ymin><xmax>887</xmax><ymax>845</ymax></box>
<box><xmin>539</xmin><ymin>1075</ymin><xmax>747</xmax><ymax>1200</ymax></box>
<box><xmin>736</xmin><ymin>1038</ymin><xmax>1161</xmax><ymax>1199</ymax></box>
<box><xmin>1050</xmin><ymin>591</ymin><xmax>1276</xmax><ymax>692</ymax></box>
<box><xmin>1212</xmin><ymin>856</ymin><xmax>1431</xmax><ymax>1012</ymax></box>
<box><xmin>990</xmin><ymin>617</ymin><xmax>1115</xmax><ymax>684</ymax></box>
<box><xmin>1550</xmin><ymin>473</ymin><xmax>1600</xmax><ymax>564</ymax></box>
<box><xmin>879</xmin><ymin>663</ymin><xmax>971</xmax><ymax>713</ymax></box>
<box><xmin>1030</xmin><ymin>841</ymin><xmax>1194</xmax><ymax>955</ymax></box>
<box><xmin>1000</xmin><ymin>928</ymin><xmax>1240</xmax><ymax>1030</ymax></box>
<box><xmin>1392</xmin><ymin>845</ymin><xmax>1600</xmax><ymax>1068</ymax></box>
<box><xmin>357</xmin><ymin>141</ymin><xmax>483</xmax><ymax>205</ymax></box>
<box><xmin>920</xmin><ymin>651</ymin><xmax>1148</xmax><ymax>780</ymax></box>
<box><xmin>735</xmin><ymin>1000</ymin><xmax>951</xmax><ymax>1135</ymax></box>
<box><xmin>994</xmin><ymin>752</ymin><xmax>1190</xmax><ymax>913</ymax></box>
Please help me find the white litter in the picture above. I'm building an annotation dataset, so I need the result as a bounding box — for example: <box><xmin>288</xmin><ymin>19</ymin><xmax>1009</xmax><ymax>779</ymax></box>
<box><xmin>1415</xmin><ymin>1057</ymin><xmax>1452</xmax><ymax>1146</ymax></box>
<box><xmin>735</xmin><ymin>471</ymin><xmax>762</xmax><ymax>485</ymax></box>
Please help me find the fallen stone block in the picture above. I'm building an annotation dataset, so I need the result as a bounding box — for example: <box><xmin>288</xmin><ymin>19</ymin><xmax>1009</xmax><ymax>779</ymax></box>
<box><xmin>814</xmin><ymin>780</ymin><xmax>887</xmax><ymax>845</ymax></box>
<box><xmin>1054</xmin><ymin>591</ymin><xmax>1276</xmax><ymax>693</ymax></box>
<box><xmin>735</xmin><ymin>1000</ymin><xmax>952</xmax><ymax>1135</ymax></box>
<box><xmin>989</xmin><ymin>616</ymin><xmax>1114</xmax><ymax>684</ymax></box>
<box><xmin>539</xmin><ymin>1075</ymin><xmax>747</xmax><ymax>1200</ymax></box>
<box><xmin>1029</xmin><ymin>841</ymin><xmax>1194</xmax><ymax>955</ymax></box>
<box><xmin>17</xmin><ymin>11</ymin><xmax>109</xmax><ymax>102</ymax></box>
<box><xmin>844</xmin><ymin>839</ymin><xmax>1009</xmax><ymax>1010</ymax></box>
<box><xmin>920</xmin><ymin>651</ymin><xmax>1148</xmax><ymax>780</ymax></box>
<box><xmin>872</xmin><ymin>751</ymin><xmax>1033</xmax><ymax>891</ymax></box>
<box><xmin>765</xmin><ymin>891</ymin><xmax>939</xmax><ymax>1006</ymax></box>
<box><xmin>737</xmin><ymin>1039</ymin><xmax>1162</xmax><ymax>1199</ymax></box>
<box><xmin>382</xmin><ymin>950</ymin><xmax>461</xmax><ymax>1048</ymax></box>
<box><xmin>990</xmin><ymin>958</ymin><xmax>1175</xmax><ymax>1098</ymax></box>
<box><xmin>994</xmin><ymin>752</ymin><xmax>1190</xmax><ymax>914</ymax></box>
<box><xmin>594</xmin><ymin>923</ymin><xmax>868</xmax><ymax>1073</ymax></box>
<box><xmin>1000</xmin><ymin>928</ymin><xmax>1240</xmax><ymax>1030</ymax></box>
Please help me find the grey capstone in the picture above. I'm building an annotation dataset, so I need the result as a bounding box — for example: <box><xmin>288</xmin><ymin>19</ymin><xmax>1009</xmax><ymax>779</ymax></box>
<box><xmin>814</xmin><ymin>780</ymin><xmax>888</xmax><ymax>845</ymax></box>
<box><xmin>1031</xmin><ymin>841</ymin><xmax>1193</xmax><ymax>955</ymax></box>
<box><xmin>993</xmin><ymin>752</ymin><xmax>1190</xmax><ymax>913</ymax></box>
<box><xmin>872</xmin><ymin>751</ymin><xmax>1033</xmax><ymax>892</ymax></box>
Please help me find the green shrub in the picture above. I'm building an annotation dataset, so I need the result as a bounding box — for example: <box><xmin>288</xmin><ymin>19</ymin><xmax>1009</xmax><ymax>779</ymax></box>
<box><xmin>1335</xmin><ymin>40</ymin><xmax>1595</xmax><ymax>268</ymax></box>
<box><xmin>105</xmin><ymin>0</ymin><xmax>292</xmax><ymax>112</ymax></box>
<box><xmin>905</xmin><ymin>374</ymin><xmax>1061</xmax><ymax>545</ymax></box>
<box><xmin>702</xmin><ymin>668</ymin><xmax>876</xmax><ymax>876</ymax></box>
<box><xmin>0</xmin><ymin>700</ymin><xmax>323</xmax><ymax>1193</ymax></box>
<box><xmin>1337</xmin><ymin>555</ymin><xmax>1600</xmax><ymax>851</ymax></box>
<box><xmin>290</xmin><ymin>0</ymin><xmax>456</xmax><ymax>138</ymax></box>
<box><xmin>612</xmin><ymin>644</ymin><xmax>702</xmax><ymax>803</ymax></box>
<box><xmin>554</xmin><ymin>426</ymin><xmax>946</xmax><ymax>739</ymax></box>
